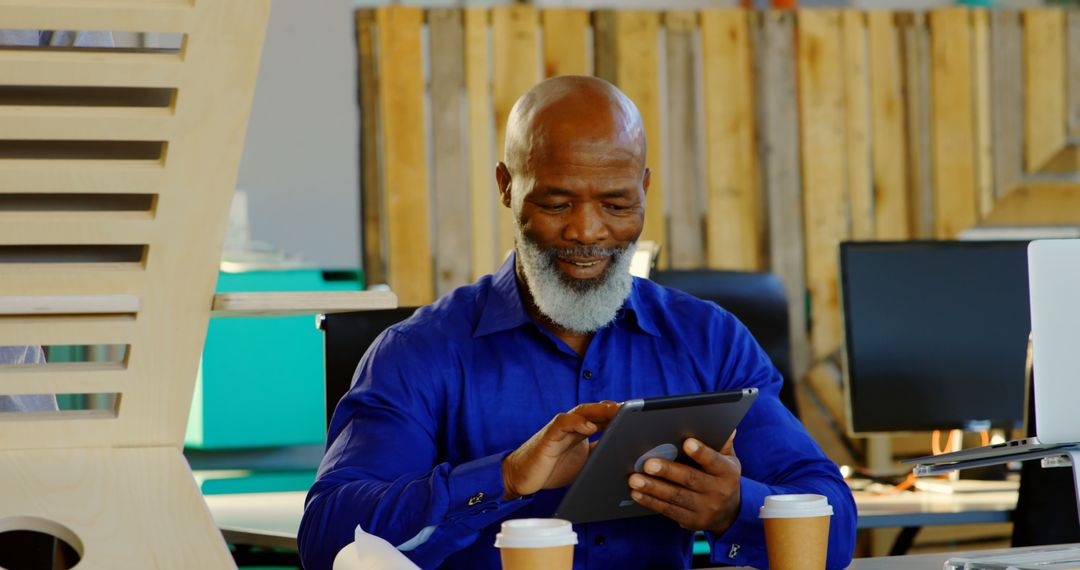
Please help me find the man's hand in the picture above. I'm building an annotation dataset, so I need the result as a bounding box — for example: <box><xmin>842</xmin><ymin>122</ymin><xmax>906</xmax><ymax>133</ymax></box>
<box><xmin>627</xmin><ymin>431</ymin><xmax>741</xmax><ymax>533</ymax></box>
<box><xmin>502</xmin><ymin>401</ymin><xmax>621</xmax><ymax>500</ymax></box>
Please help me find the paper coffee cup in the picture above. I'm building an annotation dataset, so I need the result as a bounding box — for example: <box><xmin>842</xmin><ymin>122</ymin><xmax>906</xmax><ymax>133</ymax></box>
<box><xmin>759</xmin><ymin>494</ymin><xmax>833</xmax><ymax>570</ymax></box>
<box><xmin>494</xmin><ymin>518</ymin><xmax>577</xmax><ymax>570</ymax></box>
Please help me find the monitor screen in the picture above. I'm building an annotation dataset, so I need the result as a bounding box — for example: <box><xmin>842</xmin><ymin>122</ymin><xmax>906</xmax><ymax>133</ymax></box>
<box><xmin>840</xmin><ymin>241</ymin><xmax>1031</xmax><ymax>434</ymax></box>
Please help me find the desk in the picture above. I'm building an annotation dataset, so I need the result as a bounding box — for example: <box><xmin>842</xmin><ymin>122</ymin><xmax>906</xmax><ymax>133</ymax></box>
<box><xmin>203</xmin><ymin>489</ymin><xmax>1018</xmax><ymax>552</ymax></box>
<box><xmin>847</xmin><ymin>543</ymin><xmax>1080</xmax><ymax>569</ymax></box>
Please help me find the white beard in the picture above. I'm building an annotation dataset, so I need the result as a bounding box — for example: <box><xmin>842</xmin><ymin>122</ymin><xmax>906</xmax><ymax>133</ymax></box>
<box><xmin>515</xmin><ymin>225</ymin><xmax>636</xmax><ymax>334</ymax></box>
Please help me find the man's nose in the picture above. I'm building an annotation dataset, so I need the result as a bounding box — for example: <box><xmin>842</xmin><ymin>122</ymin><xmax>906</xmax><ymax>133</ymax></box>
<box><xmin>563</xmin><ymin>204</ymin><xmax>608</xmax><ymax>244</ymax></box>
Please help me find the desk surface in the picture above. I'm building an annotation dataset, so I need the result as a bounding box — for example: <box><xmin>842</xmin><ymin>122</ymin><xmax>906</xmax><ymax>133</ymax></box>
<box><xmin>204</xmin><ymin>488</ymin><xmax>1018</xmax><ymax>551</ymax></box>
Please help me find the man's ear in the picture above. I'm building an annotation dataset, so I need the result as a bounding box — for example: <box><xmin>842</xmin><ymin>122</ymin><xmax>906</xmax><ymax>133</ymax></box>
<box><xmin>642</xmin><ymin>167</ymin><xmax>652</xmax><ymax>196</ymax></box>
<box><xmin>496</xmin><ymin>162</ymin><xmax>512</xmax><ymax>209</ymax></box>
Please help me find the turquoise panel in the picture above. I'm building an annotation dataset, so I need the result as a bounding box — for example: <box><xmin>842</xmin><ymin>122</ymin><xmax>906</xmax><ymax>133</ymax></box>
<box><xmin>185</xmin><ymin>269</ymin><xmax>361</xmax><ymax>449</ymax></box>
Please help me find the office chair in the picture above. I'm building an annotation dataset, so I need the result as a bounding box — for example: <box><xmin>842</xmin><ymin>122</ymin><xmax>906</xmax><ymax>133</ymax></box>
<box><xmin>650</xmin><ymin>269</ymin><xmax>800</xmax><ymax>419</ymax></box>
<box><xmin>321</xmin><ymin>308</ymin><xmax>420</xmax><ymax>428</ymax></box>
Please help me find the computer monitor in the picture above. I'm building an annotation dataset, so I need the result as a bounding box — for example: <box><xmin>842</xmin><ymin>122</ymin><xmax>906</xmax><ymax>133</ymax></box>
<box><xmin>840</xmin><ymin>241</ymin><xmax>1031</xmax><ymax>435</ymax></box>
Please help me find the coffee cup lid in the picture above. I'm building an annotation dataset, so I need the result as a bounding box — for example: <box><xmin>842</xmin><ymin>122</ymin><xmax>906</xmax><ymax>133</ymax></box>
<box><xmin>758</xmin><ymin>494</ymin><xmax>834</xmax><ymax>519</ymax></box>
<box><xmin>494</xmin><ymin>518</ymin><xmax>578</xmax><ymax>549</ymax></box>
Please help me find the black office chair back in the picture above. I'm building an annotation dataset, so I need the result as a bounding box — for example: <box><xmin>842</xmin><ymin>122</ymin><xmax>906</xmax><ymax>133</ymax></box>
<box><xmin>321</xmin><ymin>307</ymin><xmax>418</xmax><ymax>428</ymax></box>
<box><xmin>650</xmin><ymin>269</ymin><xmax>799</xmax><ymax>419</ymax></box>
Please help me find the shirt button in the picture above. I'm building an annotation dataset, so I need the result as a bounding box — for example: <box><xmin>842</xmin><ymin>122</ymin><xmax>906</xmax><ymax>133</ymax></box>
<box><xmin>594</xmin><ymin>535</ymin><xmax>605</xmax><ymax>546</ymax></box>
<box><xmin>583</xmin><ymin>370</ymin><xmax>593</xmax><ymax>380</ymax></box>
<box><xmin>467</xmin><ymin>492</ymin><xmax>484</xmax><ymax>506</ymax></box>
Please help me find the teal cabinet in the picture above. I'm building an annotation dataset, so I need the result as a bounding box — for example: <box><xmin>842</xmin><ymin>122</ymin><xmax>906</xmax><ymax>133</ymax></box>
<box><xmin>185</xmin><ymin>269</ymin><xmax>361</xmax><ymax>449</ymax></box>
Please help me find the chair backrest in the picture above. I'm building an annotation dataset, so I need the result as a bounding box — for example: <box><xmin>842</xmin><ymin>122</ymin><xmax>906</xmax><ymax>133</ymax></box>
<box><xmin>651</xmin><ymin>269</ymin><xmax>799</xmax><ymax>419</ymax></box>
<box><xmin>322</xmin><ymin>308</ymin><xmax>419</xmax><ymax>428</ymax></box>
<box><xmin>0</xmin><ymin>0</ymin><xmax>270</xmax><ymax>451</ymax></box>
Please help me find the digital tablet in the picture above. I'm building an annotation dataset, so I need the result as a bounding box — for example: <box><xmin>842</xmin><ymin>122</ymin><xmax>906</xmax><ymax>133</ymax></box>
<box><xmin>554</xmin><ymin>388</ymin><xmax>758</xmax><ymax>524</ymax></box>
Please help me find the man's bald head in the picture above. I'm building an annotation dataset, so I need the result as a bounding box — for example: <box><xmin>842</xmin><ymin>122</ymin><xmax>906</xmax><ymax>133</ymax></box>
<box><xmin>503</xmin><ymin>76</ymin><xmax>647</xmax><ymax>211</ymax></box>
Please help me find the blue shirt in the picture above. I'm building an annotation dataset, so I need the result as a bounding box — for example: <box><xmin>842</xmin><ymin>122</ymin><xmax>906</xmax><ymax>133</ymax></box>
<box><xmin>299</xmin><ymin>256</ymin><xmax>856</xmax><ymax>570</ymax></box>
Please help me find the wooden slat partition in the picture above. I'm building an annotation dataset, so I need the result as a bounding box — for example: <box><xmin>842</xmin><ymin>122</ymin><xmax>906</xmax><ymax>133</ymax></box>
<box><xmin>493</xmin><ymin>4</ymin><xmax>539</xmax><ymax>259</ymax></box>
<box><xmin>594</xmin><ymin>10</ymin><xmax>666</xmax><ymax>267</ymax></box>
<box><xmin>358</xmin><ymin>6</ymin><xmax>1080</xmax><ymax>379</ymax></box>
<box><xmin>798</xmin><ymin>10</ymin><xmax>848</xmax><ymax>360</ymax></box>
<box><xmin>1024</xmin><ymin>9</ymin><xmax>1066</xmax><ymax>172</ymax></box>
<box><xmin>429</xmin><ymin>9</ymin><xmax>471</xmax><ymax>297</ymax></box>
<box><xmin>929</xmin><ymin>8</ymin><xmax>978</xmax><ymax>239</ymax></box>
<box><xmin>543</xmin><ymin>9</ymin><xmax>590</xmax><ymax>77</ymax></box>
<box><xmin>376</xmin><ymin>6</ymin><xmax>433</xmax><ymax>306</ymax></box>
<box><xmin>702</xmin><ymin>10</ymin><xmax>762</xmax><ymax>271</ymax></box>
<box><xmin>665</xmin><ymin>11</ymin><xmax>705</xmax><ymax>269</ymax></box>
<box><xmin>357</xmin><ymin>10</ymin><xmax>384</xmax><ymax>287</ymax></box>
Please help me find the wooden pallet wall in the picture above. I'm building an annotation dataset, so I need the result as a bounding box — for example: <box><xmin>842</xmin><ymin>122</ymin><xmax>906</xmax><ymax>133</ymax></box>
<box><xmin>357</xmin><ymin>7</ymin><xmax>1080</xmax><ymax>378</ymax></box>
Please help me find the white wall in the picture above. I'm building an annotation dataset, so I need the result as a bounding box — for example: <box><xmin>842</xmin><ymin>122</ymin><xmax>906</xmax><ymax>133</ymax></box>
<box><xmin>236</xmin><ymin>0</ymin><xmax>361</xmax><ymax>268</ymax></box>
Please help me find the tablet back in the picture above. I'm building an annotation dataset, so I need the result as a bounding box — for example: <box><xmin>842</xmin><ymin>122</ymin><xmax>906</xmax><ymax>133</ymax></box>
<box><xmin>555</xmin><ymin>388</ymin><xmax>757</xmax><ymax>524</ymax></box>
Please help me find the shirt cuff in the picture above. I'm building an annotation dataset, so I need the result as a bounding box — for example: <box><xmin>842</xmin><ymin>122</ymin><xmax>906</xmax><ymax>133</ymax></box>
<box><xmin>445</xmin><ymin>451</ymin><xmax>533</xmax><ymax>530</ymax></box>
<box><xmin>707</xmin><ymin>476</ymin><xmax>771</xmax><ymax>566</ymax></box>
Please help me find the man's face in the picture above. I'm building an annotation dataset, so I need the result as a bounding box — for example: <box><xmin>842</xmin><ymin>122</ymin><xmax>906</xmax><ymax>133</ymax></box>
<box><xmin>503</xmin><ymin>138</ymin><xmax>649</xmax><ymax>288</ymax></box>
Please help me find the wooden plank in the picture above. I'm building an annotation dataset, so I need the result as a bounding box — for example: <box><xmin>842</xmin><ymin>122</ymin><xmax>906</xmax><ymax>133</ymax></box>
<box><xmin>0</xmin><ymin>160</ymin><xmax>164</xmax><ymax>194</ymax></box>
<box><xmin>0</xmin><ymin>107</ymin><xmax>173</xmax><ymax>141</ymax></box>
<box><xmin>758</xmin><ymin>11</ymin><xmax>810</xmax><ymax>381</ymax></box>
<box><xmin>542</xmin><ymin>9</ymin><xmax>590</xmax><ymax>77</ymax></box>
<box><xmin>797</xmin><ymin>10</ymin><xmax>848</xmax><ymax>360</ymax></box>
<box><xmin>991</xmin><ymin>11</ymin><xmax>1024</xmax><ymax>200</ymax></box>
<box><xmin>0</xmin><ymin>295</ymin><xmax>140</xmax><ymax>315</ymax></box>
<box><xmin>210</xmin><ymin>291</ymin><xmax>398</xmax><ymax>317</ymax></box>
<box><xmin>0</xmin><ymin>219</ymin><xmax>152</xmax><ymax>244</ymax></box>
<box><xmin>356</xmin><ymin>9</ymin><xmax>384</xmax><ymax>287</ymax></box>
<box><xmin>898</xmin><ymin>12</ymin><xmax>934</xmax><ymax>239</ymax></box>
<box><xmin>464</xmin><ymin>8</ymin><xmax>498</xmax><ymax>279</ymax></box>
<box><xmin>429</xmin><ymin>9</ymin><xmax>471</xmax><ymax>297</ymax></box>
<box><xmin>376</xmin><ymin>6</ymin><xmax>433</xmax><ymax>305</ymax></box>
<box><xmin>492</xmin><ymin>4</ymin><xmax>539</xmax><ymax>261</ymax></box>
<box><xmin>869</xmin><ymin>12</ymin><xmax>911</xmax><ymax>239</ymax></box>
<box><xmin>983</xmin><ymin>182</ymin><xmax>1080</xmax><ymax>225</ymax></box>
<box><xmin>0</xmin><ymin>364</ymin><xmax>127</xmax><ymax>397</ymax></box>
<box><xmin>0</xmin><ymin>51</ymin><xmax>182</xmax><ymax>88</ymax></box>
<box><xmin>665</xmin><ymin>11</ymin><xmax>704</xmax><ymax>269</ymax></box>
<box><xmin>702</xmin><ymin>10</ymin><xmax>761</xmax><ymax>270</ymax></box>
<box><xmin>972</xmin><ymin>9</ymin><xmax>994</xmax><ymax>219</ymax></box>
<box><xmin>842</xmin><ymin>11</ymin><xmax>873</xmax><ymax>241</ymax></box>
<box><xmin>1070</xmin><ymin>10</ymin><xmax>1080</xmax><ymax>136</ymax></box>
<box><xmin>594</xmin><ymin>11</ymin><xmax>666</xmax><ymax>267</ymax></box>
<box><xmin>0</xmin><ymin>1</ymin><xmax>193</xmax><ymax>33</ymax></box>
<box><xmin>929</xmin><ymin>8</ymin><xmax>978</xmax><ymax>239</ymax></box>
<box><xmin>0</xmin><ymin>315</ymin><xmax>135</xmax><ymax>345</ymax></box>
<box><xmin>1024</xmin><ymin>9</ymin><xmax>1067</xmax><ymax>172</ymax></box>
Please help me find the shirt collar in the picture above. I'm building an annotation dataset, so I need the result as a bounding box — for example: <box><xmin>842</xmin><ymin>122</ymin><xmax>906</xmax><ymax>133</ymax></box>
<box><xmin>473</xmin><ymin>252</ymin><xmax>661</xmax><ymax>338</ymax></box>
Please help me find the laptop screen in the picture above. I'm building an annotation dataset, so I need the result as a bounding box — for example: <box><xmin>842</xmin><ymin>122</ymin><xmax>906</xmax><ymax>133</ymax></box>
<box><xmin>841</xmin><ymin>241</ymin><xmax>1030</xmax><ymax>434</ymax></box>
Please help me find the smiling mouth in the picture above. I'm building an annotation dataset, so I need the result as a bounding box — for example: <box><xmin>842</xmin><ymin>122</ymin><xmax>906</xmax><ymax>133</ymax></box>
<box><xmin>562</xmin><ymin>258</ymin><xmax>605</xmax><ymax>268</ymax></box>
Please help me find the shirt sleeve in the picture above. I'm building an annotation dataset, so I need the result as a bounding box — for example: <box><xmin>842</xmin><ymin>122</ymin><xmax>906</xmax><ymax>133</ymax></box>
<box><xmin>704</xmin><ymin>314</ymin><xmax>857</xmax><ymax>570</ymax></box>
<box><xmin>297</xmin><ymin>328</ymin><xmax>532</xmax><ymax>570</ymax></box>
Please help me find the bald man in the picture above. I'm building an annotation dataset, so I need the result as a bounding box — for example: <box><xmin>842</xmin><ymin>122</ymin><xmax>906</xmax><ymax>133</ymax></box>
<box><xmin>300</xmin><ymin>76</ymin><xmax>855</xmax><ymax>570</ymax></box>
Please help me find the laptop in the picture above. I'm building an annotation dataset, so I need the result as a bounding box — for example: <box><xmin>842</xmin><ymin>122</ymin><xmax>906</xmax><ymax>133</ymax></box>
<box><xmin>905</xmin><ymin>239</ymin><xmax>1080</xmax><ymax>474</ymax></box>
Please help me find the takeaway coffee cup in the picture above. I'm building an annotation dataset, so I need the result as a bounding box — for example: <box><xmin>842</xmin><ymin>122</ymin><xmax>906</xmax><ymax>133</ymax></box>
<box><xmin>758</xmin><ymin>494</ymin><xmax>833</xmax><ymax>570</ymax></box>
<box><xmin>494</xmin><ymin>518</ymin><xmax>577</xmax><ymax>570</ymax></box>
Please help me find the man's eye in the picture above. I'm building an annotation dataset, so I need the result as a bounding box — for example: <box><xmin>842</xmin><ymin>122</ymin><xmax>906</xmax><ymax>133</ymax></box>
<box><xmin>542</xmin><ymin>203</ymin><xmax>570</xmax><ymax>212</ymax></box>
<box><xmin>604</xmin><ymin>204</ymin><xmax>630</xmax><ymax>212</ymax></box>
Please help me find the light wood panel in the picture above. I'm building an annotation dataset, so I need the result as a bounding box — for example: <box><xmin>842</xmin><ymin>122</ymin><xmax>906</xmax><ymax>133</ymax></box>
<box><xmin>1069</xmin><ymin>10</ymin><xmax>1080</xmax><ymax>136</ymax></box>
<box><xmin>702</xmin><ymin>9</ymin><xmax>761</xmax><ymax>271</ymax></box>
<box><xmin>797</xmin><ymin>10</ymin><xmax>848</xmax><ymax>360</ymax></box>
<box><xmin>376</xmin><ymin>6</ymin><xmax>433</xmax><ymax>306</ymax></box>
<box><xmin>0</xmin><ymin>295</ymin><xmax>140</xmax><ymax>315</ymax></box>
<box><xmin>0</xmin><ymin>366</ymin><xmax>127</xmax><ymax>397</ymax></box>
<box><xmin>356</xmin><ymin>9</ymin><xmax>384</xmax><ymax>287</ymax></box>
<box><xmin>990</xmin><ymin>10</ymin><xmax>1023</xmax><ymax>200</ymax></box>
<box><xmin>210</xmin><ymin>291</ymin><xmax>398</xmax><ymax>318</ymax></box>
<box><xmin>429</xmin><ymin>9</ymin><xmax>471</xmax><ymax>298</ymax></box>
<box><xmin>983</xmin><ymin>182</ymin><xmax>1080</xmax><ymax>225</ymax></box>
<box><xmin>465</xmin><ymin>8</ymin><xmax>498</xmax><ymax>279</ymax></box>
<box><xmin>0</xmin><ymin>1</ymin><xmax>193</xmax><ymax>33</ymax></box>
<box><xmin>0</xmin><ymin>107</ymin><xmax>173</xmax><ymax>141</ymax></box>
<box><xmin>929</xmin><ymin>8</ymin><xmax>978</xmax><ymax>238</ymax></box>
<box><xmin>842</xmin><ymin>11</ymin><xmax>873</xmax><ymax>241</ymax></box>
<box><xmin>972</xmin><ymin>9</ymin><xmax>994</xmax><ymax>219</ymax></box>
<box><xmin>1024</xmin><ymin>9</ymin><xmax>1066</xmax><ymax>172</ymax></box>
<box><xmin>868</xmin><ymin>12</ymin><xmax>911</xmax><ymax>240</ymax></box>
<box><xmin>0</xmin><ymin>50</ymin><xmax>182</xmax><ymax>88</ymax></box>
<box><xmin>594</xmin><ymin>11</ymin><xmax>665</xmax><ymax>267</ymax></box>
<box><xmin>493</xmin><ymin>4</ymin><xmax>539</xmax><ymax>260</ymax></box>
<box><xmin>0</xmin><ymin>217</ymin><xmax>152</xmax><ymax>244</ymax></box>
<box><xmin>758</xmin><ymin>10</ymin><xmax>810</xmax><ymax>381</ymax></box>
<box><xmin>0</xmin><ymin>161</ymin><xmax>165</xmax><ymax>195</ymax></box>
<box><xmin>665</xmin><ymin>11</ymin><xmax>705</xmax><ymax>269</ymax></box>
<box><xmin>898</xmin><ymin>12</ymin><xmax>934</xmax><ymax>239</ymax></box>
<box><xmin>542</xmin><ymin>9</ymin><xmax>590</xmax><ymax>77</ymax></box>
